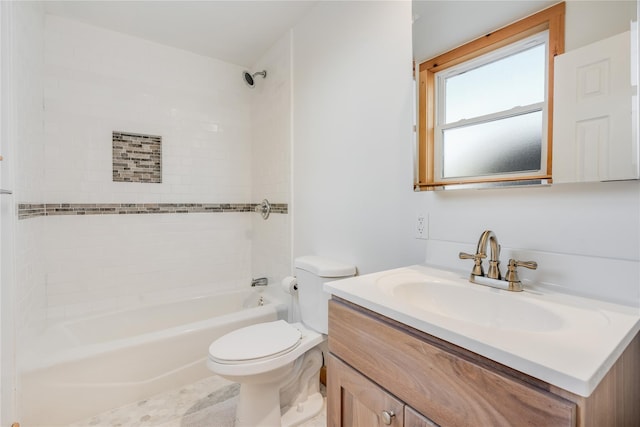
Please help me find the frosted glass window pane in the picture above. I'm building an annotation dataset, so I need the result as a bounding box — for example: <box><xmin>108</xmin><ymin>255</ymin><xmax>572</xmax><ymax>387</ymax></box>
<box><xmin>445</xmin><ymin>44</ymin><xmax>545</xmax><ymax>123</ymax></box>
<box><xmin>442</xmin><ymin>111</ymin><xmax>542</xmax><ymax>178</ymax></box>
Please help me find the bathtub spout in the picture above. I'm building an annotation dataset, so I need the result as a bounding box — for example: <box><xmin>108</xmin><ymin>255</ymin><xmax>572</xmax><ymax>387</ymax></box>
<box><xmin>251</xmin><ymin>277</ymin><xmax>268</xmax><ymax>287</ymax></box>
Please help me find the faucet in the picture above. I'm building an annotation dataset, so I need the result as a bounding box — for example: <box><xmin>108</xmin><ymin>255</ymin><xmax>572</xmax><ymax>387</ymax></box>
<box><xmin>251</xmin><ymin>277</ymin><xmax>268</xmax><ymax>287</ymax></box>
<box><xmin>459</xmin><ymin>230</ymin><xmax>537</xmax><ymax>292</ymax></box>
<box><xmin>477</xmin><ymin>230</ymin><xmax>502</xmax><ymax>279</ymax></box>
<box><xmin>459</xmin><ymin>230</ymin><xmax>501</xmax><ymax>279</ymax></box>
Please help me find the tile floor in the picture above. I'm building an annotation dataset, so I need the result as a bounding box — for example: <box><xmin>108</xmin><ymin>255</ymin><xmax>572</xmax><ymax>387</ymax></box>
<box><xmin>68</xmin><ymin>375</ymin><xmax>327</xmax><ymax>427</ymax></box>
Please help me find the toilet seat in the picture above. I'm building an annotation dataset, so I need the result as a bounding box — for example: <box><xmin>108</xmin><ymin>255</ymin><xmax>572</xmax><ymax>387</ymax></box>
<box><xmin>207</xmin><ymin>321</ymin><xmax>324</xmax><ymax>378</ymax></box>
<box><xmin>209</xmin><ymin>320</ymin><xmax>302</xmax><ymax>364</ymax></box>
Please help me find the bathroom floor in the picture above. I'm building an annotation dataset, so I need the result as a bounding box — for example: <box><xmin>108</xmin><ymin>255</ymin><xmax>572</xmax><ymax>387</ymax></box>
<box><xmin>67</xmin><ymin>375</ymin><xmax>327</xmax><ymax>427</ymax></box>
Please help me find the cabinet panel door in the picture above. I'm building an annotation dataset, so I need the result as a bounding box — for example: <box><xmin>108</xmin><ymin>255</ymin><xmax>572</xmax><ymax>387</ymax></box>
<box><xmin>553</xmin><ymin>30</ymin><xmax>638</xmax><ymax>182</ymax></box>
<box><xmin>327</xmin><ymin>354</ymin><xmax>404</xmax><ymax>427</ymax></box>
<box><xmin>405</xmin><ymin>406</ymin><xmax>439</xmax><ymax>427</ymax></box>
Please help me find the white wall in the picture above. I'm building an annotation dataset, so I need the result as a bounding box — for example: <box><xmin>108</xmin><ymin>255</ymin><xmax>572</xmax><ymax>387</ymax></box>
<box><xmin>39</xmin><ymin>15</ymin><xmax>255</xmax><ymax>321</ymax></box>
<box><xmin>420</xmin><ymin>2</ymin><xmax>640</xmax><ymax>307</ymax></box>
<box><xmin>3</xmin><ymin>1</ymin><xmax>45</xmax><ymax>423</ymax></box>
<box><xmin>293</xmin><ymin>0</ymin><xmax>639</xmax><ymax>307</ymax></box>
<box><xmin>423</xmin><ymin>182</ymin><xmax>640</xmax><ymax>306</ymax></box>
<box><xmin>413</xmin><ymin>1</ymin><xmax>637</xmax><ymax>63</ymax></box>
<box><xmin>565</xmin><ymin>0</ymin><xmax>636</xmax><ymax>50</ymax></box>
<box><xmin>292</xmin><ymin>1</ymin><xmax>424</xmax><ymax>274</ymax></box>
<box><xmin>12</xmin><ymin>2</ymin><xmax>46</xmax><ymax>335</ymax></box>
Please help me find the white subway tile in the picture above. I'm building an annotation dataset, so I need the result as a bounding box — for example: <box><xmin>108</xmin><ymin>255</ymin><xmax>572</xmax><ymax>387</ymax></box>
<box><xmin>11</xmin><ymin>15</ymin><xmax>292</xmax><ymax>324</ymax></box>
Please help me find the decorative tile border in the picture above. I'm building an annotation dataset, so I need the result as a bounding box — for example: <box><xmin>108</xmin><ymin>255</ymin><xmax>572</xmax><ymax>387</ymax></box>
<box><xmin>18</xmin><ymin>203</ymin><xmax>288</xmax><ymax>220</ymax></box>
<box><xmin>112</xmin><ymin>131</ymin><xmax>162</xmax><ymax>183</ymax></box>
<box><xmin>18</xmin><ymin>204</ymin><xmax>46</xmax><ymax>219</ymax></box>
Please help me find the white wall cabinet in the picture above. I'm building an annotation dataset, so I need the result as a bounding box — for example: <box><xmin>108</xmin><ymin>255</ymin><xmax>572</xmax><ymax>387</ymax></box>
<box><xmin>553</xmin><ymin>30</ymin><xmax>639</xmax><ymax>183</ymax></box>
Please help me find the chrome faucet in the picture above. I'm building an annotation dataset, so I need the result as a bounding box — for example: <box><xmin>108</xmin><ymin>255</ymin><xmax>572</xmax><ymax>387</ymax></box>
<box><xmin>459</xmin><ymin>230</ymin><xmax>537</xmax><ymax>292</ymax></box>
<box><xmin>251</xmin><ymin>277</ymin><xmax>268</xmax><ymax>287</ymax></box>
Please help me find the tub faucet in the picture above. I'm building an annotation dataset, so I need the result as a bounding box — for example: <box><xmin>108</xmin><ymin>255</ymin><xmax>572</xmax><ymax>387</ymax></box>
<box><xmin>251</xmin><ymin>277</ymin><xmax>268</xmax><ymax>287</ymax></box>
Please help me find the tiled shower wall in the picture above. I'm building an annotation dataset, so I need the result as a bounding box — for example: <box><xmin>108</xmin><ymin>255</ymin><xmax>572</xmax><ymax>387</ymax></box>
<box><xmin>20</xmin><ymin>14</ymin><xmax>291</xmax><ymax>323</ymax></box>
<box><xmin>44</xmin><ymin>15</ymin><xmax>252</xmax><ymax>204</ymax></box>
<box><xmin>11</xmin><ymin>1</ymin><xmax>47</xmax><ymax>346</ymax></box>
<box><xmin>250</xmin><ymin>32</ymin><xmax>293</xmax><ymax>297</ymax></box>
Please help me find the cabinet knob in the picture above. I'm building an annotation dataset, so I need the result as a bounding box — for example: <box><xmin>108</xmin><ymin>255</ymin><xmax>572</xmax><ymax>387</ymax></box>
<box><xmin>381</xmin><ymin>410</ymin><xmax>396</xmax><ymax>425</ymax></box>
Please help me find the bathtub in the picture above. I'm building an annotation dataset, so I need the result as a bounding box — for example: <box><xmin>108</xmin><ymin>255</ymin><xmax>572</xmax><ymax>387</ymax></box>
<box><xmin>21</xmin><ymin>289</ymin><xmax>286</xmax><ymax>426</ymax></box>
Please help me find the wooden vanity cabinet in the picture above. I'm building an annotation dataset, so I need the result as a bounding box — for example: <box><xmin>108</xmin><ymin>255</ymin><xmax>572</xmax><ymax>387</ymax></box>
<box><xmin>405</xmin><ymin>406</ymin><xmax>439</xmax><ymax>427</ymax></box>
<box><xmin>327</xmin><ymin>353</ymin><xmax>405</xmax><ymax>427</ymax></box>
<box><xmin>326</xmin><ymin>298</ymin><xmax>640</xmax><ymax>427</ymax></box>
<box><xmin>328</xmin><ymin>353</ymin><xmax>440</xmax><ymax>427</ymax></box>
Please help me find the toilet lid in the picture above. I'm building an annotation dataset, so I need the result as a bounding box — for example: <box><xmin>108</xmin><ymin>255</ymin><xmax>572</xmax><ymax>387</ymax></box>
<box><xmin>209</xmin><ymin>320</ymin><xmax>302</xmax><ymax>363</ymax></box>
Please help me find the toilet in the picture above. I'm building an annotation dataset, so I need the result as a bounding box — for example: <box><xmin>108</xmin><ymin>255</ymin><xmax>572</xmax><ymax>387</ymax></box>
<box><xmin>207</xmin><ymin>256</ymin><xmax>356</xmax><ymax>427</ymax></box>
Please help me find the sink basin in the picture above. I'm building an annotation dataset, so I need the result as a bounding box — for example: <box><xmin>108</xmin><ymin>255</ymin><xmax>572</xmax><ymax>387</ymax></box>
<box><xmin>324</xmin><ymin>265</ymin><xmax>636</xmax><ymax>397</ymax></box>
<box><xmin>376</xmin><ymin>272</ymin><xmax>564</xmax><ymax>332</ymax></box>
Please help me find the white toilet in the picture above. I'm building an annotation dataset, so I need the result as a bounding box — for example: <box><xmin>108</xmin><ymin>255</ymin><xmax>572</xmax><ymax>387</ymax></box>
<box><xmin>207</xmin><ymin>256</ymin><xmax>356</xmax><ymax>427</ymax></box>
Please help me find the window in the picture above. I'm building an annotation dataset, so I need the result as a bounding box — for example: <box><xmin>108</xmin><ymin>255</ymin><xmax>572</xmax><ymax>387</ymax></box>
<box><xmin>416</xmin><ymin>2</ymin><xmax>565</xmax><ymax>190</ymax></box>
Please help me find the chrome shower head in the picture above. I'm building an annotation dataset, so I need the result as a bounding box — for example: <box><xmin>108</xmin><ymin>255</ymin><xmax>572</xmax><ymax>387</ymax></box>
<box><xmin>243</xmin><ymin>70</ymin><xmax>267</xmax><ymax>87</ymax></box>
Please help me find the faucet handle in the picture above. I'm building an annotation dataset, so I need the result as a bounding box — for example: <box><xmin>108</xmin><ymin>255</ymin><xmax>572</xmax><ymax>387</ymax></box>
<box><xmin>510</xmin><ymin>259</ymin><xmax>538</xmax><ymax>270</ymax></box>
<box><xmin>459</xmin><ymin>252</ymin><xmax>486</xmax><ymax>277</ymax></box>
<box><xmin>459</xmin><ymin>252</ymin><xmax>482</xmax><ymax>260</ymax></box>
<box><xmin>504</xmin><ymin>259</ymin><xmax>537</xmax><ymax>291</ymax></box>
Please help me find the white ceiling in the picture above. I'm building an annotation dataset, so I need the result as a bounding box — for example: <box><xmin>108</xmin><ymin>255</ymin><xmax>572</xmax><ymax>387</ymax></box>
<box><xmin>412</xmin><ymin>0</ymin><xmax>557</xmax><ymax>63</ymax></box>
<box><xmin>44</xmin><ymin>0</ymin><xmax>318</xmax><ymax>68</ymax></box>
<box><xmin>44</xmin><ymin>1</ymin><xmax>601</xmax><ymax>69</ymax></box>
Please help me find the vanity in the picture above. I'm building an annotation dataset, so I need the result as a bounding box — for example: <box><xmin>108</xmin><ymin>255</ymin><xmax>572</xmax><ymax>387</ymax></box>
<box><xmin>324</xmin><ymin>265</ymin><xmax>640</xmax><ymax>427</ymax></box>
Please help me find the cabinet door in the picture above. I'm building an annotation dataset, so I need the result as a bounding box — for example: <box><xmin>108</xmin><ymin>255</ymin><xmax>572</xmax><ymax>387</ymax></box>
<box><xmin>553</xmin><ymin>30</ymin><xmax>638</xmax><ymax>182</ymax></box>
<box><xmin>405</xmin><ymin>406</ymin><xmax>439</xmax><ymax>427</ymax></box>
<box><xmin>327</xmin><ymin>354</ymin><xmax>404</xmax><ymax>427</ymax></box>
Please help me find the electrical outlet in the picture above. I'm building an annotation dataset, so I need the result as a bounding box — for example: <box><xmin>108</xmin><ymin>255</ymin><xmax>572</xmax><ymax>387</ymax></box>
<box><xmin>416</xmin><ymin>214</ymin><xmax>428</xmax><ymax>239</ymax></box>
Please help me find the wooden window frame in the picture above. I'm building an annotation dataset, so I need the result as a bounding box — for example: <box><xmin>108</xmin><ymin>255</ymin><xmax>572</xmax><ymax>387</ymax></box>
<box><xmin>416</xmin><ymin>2</ymin><xmax>565</xmax><ymax>190</ymax></box>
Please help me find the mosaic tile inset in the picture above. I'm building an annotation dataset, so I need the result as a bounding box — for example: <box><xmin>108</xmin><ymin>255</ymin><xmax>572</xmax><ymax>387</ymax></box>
<box><xmin>113</xmin><ymin>131</ymin><xmax>162</xmax><ymax>183</ymax></box>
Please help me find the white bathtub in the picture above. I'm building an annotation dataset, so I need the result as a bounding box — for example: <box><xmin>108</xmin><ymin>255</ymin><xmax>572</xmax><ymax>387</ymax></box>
<box><xmin>21</xmin><ymin>290</ymin><xmax>286</xmax><ymax>426</ymax></box>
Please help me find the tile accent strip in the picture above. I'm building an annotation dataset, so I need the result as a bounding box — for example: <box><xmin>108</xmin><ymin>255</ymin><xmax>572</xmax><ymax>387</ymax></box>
<box><xmin>112</xmin><ymin>131</ymin><xmax>162</xmax><ymax>183</ymax></box>
<box><xmin>18</xmin><ymin>203</ymin><xmax>288</xmax><ymax>220</ymax></box>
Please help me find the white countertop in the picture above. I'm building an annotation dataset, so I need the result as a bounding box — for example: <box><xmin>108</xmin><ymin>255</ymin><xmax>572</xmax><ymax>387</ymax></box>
<box><xmin>323</xmin><ymin>264</ymin><xmax>640</xmax><ymax>397</ymax></box>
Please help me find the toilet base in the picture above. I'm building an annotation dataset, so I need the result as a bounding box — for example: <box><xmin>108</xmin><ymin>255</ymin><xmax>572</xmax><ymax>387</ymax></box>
<box><xmin>234</xmin><ymin>387</ymin><xmax>324</xmax><ymax>427</ymax></box>
<box><xmin>281</xmin><ymin>391</ymin><xmax>324</xmax><ymax>427</ymax></box>
<box><xmin>235</xmin><ymin>381</ymin><xmax>283</xmax><ymax>427</ymax></box>
<box><xmin>232</xmin><ymin>347</ymin><xmax>325</xmax><ymax>427</ymax></box>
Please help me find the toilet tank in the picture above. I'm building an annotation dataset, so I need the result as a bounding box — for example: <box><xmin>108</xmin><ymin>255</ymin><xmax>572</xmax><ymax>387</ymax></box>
<box><xmin>294</xmin><ymin>256</ymin><xmax>356</xmax><ymax>334</ymax></box>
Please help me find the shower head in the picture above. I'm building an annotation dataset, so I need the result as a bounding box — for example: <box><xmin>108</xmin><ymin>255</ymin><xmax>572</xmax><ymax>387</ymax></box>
<box><xmin>243</xmin><ymin>70</ymin><xmax>267</xmax><ymax>87</ymax></box>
